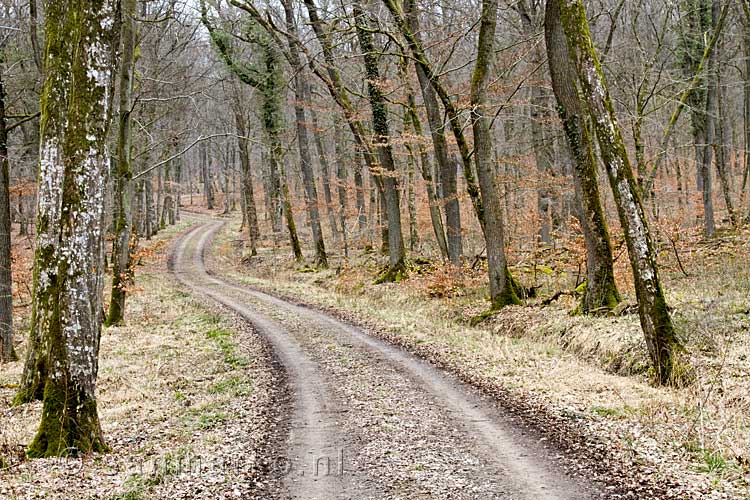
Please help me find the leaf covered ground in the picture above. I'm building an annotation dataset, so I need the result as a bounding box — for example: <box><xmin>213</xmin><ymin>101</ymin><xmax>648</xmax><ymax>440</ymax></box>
<box><xmin>0</xmin><ymin>222</ymin><xmax>287</xmax><ymax>499</ymax></box>
<box><xmin>211</xmin><ymin>215</ymin><xmax>750</xmax><ymax>499</ymax></box>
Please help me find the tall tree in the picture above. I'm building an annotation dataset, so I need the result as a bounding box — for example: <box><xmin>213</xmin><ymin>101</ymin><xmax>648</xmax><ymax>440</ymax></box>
<box><xmin>0</xmin><ymin>56</ymin><xmax>15</xmax><ymax>363</ymax></box>
<box><xmin>471</xmin><ymin>0</ymin><xmax>520</xmax><ymax>309</ymax></box>
<box><xmin>230</xmin><ymin>86</ymin><xmax>260</xmax><ymax>256</ymax></box>
<box><xmin>383</xmin><ymin>0</ymin><xmax>485</xmax><ymax>232</ymax></box>
<box><xmin>403</xmin><ymin>0</ymin><xmax>462</xmax><ymax>264</ymax></box>
<box><xmin>201</xmin><ymin>3</ymin><xmax>302</xmax><ymax>261</ymax></box>
<box><xmin>352</xmin><ymin>0</ymin><xmax>406</xmax><ymax>281</ymax></box>
<box><xmin>283</xmin><ymin>0</ymin><xmax>328</xmax><ymax>268</ymax></box>
<box><xmin>545</xmin><ymin>0</ymin><xmax>620</xmax><ymax>313</ymax></box>
<box><xmin>700</xmin><ymin>0</ymin><xmax>719</xmax><ymax>237</ymax></box>
<box><xmin>19</xmin><ymin>0</ymin><xmax>115</xmax><ymax>456</ymax></box>
<box><xmin>556</xmin><ymin>0</ymin><xmax>683</xmax><ymax>384</ymax></box>
<box><xmin>107</xmin><ymin>0</ymin><xmax>137</xmax><ymax>326</ymax></box>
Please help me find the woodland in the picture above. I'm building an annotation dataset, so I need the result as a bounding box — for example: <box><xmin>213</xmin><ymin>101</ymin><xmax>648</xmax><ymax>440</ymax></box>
<box><xmin>0</xmin><ymin>0</ymin><xmax>749</xmax><ymax>498</ymax></box>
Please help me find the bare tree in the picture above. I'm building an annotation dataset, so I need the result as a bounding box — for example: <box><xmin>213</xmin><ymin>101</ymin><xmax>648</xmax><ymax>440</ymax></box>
<box><xmin>19</xmin><ymin>0</ymin><xmax>115</xmax><ymax>456</ymax></box>
<box><xmin>555</xmin><ymin>0</ymin><xmax>683</xmax><ymax>384</ymax></box>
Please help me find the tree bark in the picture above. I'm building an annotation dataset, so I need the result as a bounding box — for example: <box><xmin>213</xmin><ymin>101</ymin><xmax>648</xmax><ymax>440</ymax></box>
<box><xmin>0</xmin><ymin>59</ymin><xmax>15</xmax><ymax>362</ymax></box>
<box><xmin>283</xmin><ymin>0</ymin><xmax>327</xmax><ymax>268</ymax></box>
<box><xmin>19</xmin><ymin>0</ymin><xmax>114</xmax><ymax>456</ymax></box>
<box><xmin>471</xmin><ymin>0</ymin><xmax>519</xmax><ymax>309</ymax></box>
<box><xmin>557</xmin><ymin>0</ymin><xmax>682</xmax><ymax>384</ymax></box>
<box><xmin>334</xmin><ymin>117</ymin><xmax>349</xmax><ymax>256</ymax></box>
<box><xmin>107</xmin><ymin>0</ymin><xmax>137</xmax><ymax>326</ymax></box>
<box><xmin>353</xmin><ymin>0</ymin><xmax>406</xmax><ymax>281</ymax></box>
<box><xmin>545</xmin><ymin>0</ymin><xmax>620</xmax><ymax>313</ymax></box>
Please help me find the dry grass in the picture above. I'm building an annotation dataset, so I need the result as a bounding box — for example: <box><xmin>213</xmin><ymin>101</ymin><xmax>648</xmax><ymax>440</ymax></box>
<box><xmin>0</xmin><ymin>221</ymin><xmax>278</xmax><ymax>499</ymax></box>
<box><xmin>211</xmin><ymin>216</ymin><xmax>750</xmax><ymax>499</ymax></box>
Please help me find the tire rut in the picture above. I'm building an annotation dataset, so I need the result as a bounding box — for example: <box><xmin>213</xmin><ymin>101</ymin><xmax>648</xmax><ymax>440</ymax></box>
<box><xmin>173</xmin><ymin>218</ymin><xmax>602</xmax><ymax>499</ymax></box>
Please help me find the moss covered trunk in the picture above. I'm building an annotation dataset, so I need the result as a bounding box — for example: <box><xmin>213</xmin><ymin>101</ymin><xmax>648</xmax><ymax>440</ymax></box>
<box><xmin>558</xmin><ymin>0</ymin><xmax>682</xmax><ymax>384</ymax></box>
<box><xmin>404</xmin><ymin>0</ymin><xmax>461</xmax><ymax>264</ymax></box>
<box><xmin>283</xmin><ymin>0</ymin><xmax>327</xmax><ymax>268</ymax></box>
<box><xmin>545</xmin><ymin>0</ymin><xmax>620</xmax><ymax>313</ymax></box>
<box><xmin>21</xmin><ymin>0</ymin><xmax>115</xmax><ymax>456</ymax></box>
<box><xmin>471</xmin><ymin>0</ymin><xmax>519</xmax><ymax>310</ymax></box>
<box><xmin>107</xmin><ymin>0</ymin><xmax>137</xmax><ymax>326</ymax></box>
<box><xmin>353</xmin><ymin>0</ymin><xmax>406</xmax><ymax>281</ymax></box>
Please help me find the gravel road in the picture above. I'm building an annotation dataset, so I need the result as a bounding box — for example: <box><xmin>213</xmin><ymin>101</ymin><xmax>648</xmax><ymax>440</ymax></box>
<box><xmin>172</xmin><ymin>218</ymin><xmax>601</xmax><ymax>499</ymax></box>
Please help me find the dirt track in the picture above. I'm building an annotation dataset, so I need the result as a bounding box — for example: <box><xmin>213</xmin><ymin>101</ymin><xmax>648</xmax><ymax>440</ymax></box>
<box><xmin>171</xmin><ymin>217</ymin><xmax>601</xmax><ymax>499</ymax></box>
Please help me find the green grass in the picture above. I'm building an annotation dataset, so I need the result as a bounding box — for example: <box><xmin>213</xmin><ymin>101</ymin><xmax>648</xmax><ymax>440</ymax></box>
<box><xmin>109</xmin><ymin>474</ymin><xmax>147</xmax><ymax>500</ymax></box>
<box><xmin>209</xmin><ymin>375</ymin><xmax>252</xmax><ymax>396</ymax></box>
<box><xmin>590</xmin><ymin>405</ymin><xmax>623</xmax><ymax>418</ymax></box>
<box><xmin>197</xmin><ymin>411</ymin><xmax>228</xmax><ymax>429</ymax></box>
<box><xmin>206</xmin><ymin>328</ymin><xmax>250</xmax><ymax>369</ymax></box>
<box><xmin>699</xmin><ymin>449</ymin><xmax>730</xmax><ymax>474</ymax></box>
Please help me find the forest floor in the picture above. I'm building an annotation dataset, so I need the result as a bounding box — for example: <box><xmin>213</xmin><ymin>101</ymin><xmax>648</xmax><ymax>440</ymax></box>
<box><xmin>208</xmin><ymin>213</ymin><xmax>750</xmax><ymax>500</ymax></box>
<box><xmin>0</xmin><ymin>221</ymin><xmax>287</xmax><ymax>499</ymax></box>
<box><xmin>1</xmin><ymin>209</ymin><xmax>748</xmax><ymax>499</ymax></box>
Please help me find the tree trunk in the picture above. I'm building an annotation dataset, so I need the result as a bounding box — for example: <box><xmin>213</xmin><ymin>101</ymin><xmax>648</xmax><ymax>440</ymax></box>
<box><xmin>714</xmin><ymin>10</ymin><xmax>736</xmax><ymax>227</ymax></box>
<box><xmin>471</xmin><ymin>0</ymin><xmax>519</xmax><ymax>309</ymax></box>
<box><xmin>701</xmin><ymin>0</ymin><xmax>719</xmax><ymax>238</ymax></box>
<box><xmin>545</xmin><ymin>0</ymin><xmax>620</xmax><ymax>313</ymax></box>
<box><xmin>406</xmin><ymin>146</ymin><xmax>419</xmax><ymax>251</ymax></box>
<box><xmin>309</xmin><ymin>91</ymin><xmax>340</xmax><ymax>244</ymax></box>
<box><xmin>405</xmin><ymin>94</ymin><xmax>449</xmax><ymax>260</ymax></box>
<box><xmin>19</xmin><ymin>0</ymin><xmax>113</xmax><ymax>456</ymax></box>
<box><xmin>144</xmin><ymin>172</ymin><xmax>154</xmax><ymax>239</ymax></box>
<box><xmin>204</xmin><ymin>157</ymin><xmax>214</xmax><ymax>211</ymax></box>
<box><xmin>0</xmin><ymin>60</ymin><xmax>15</xmax><ymax>362</ymax></box>
<box><xmin>107</xmin><ymin>0</ymin><xmax>137</xmax><ymax>326</ymax></box>
<box><xmin>557</xmin><ymin>0</ymin><xmax>683</xmax><ymax>384</ymax></box>
<box><xmin>175</xmin><ymin>158</ymin><xmax>181</xmax><ymax>222</ymax></box>
<box><xmin>353</xmin><ymin>0</ymin><xmax>406</xmax><ymax>281</ymax></box>
<box><xmin>354</xmin><ymin>154</ymin><xmax>366</xmax><ymax>233</ymax></box>
<box><xmin>404</xmin><ymin>0</ymin><xmax>461</xmax><ymax>264</ymax></box>
<box><xmin>334</xmin><ymin>117</ymin><xmax>349</xmax><ymax>257</ymax></box>
<box><xmin>233</xmin><ymin>101</ymin><xmax>259</xmax><ymax>255</ymax></box>
<box><xmin>744</xmin><ymin>6</ymin><xmax>750</xmax><ymax>215</ymax></box>
<box><xmin>283</xmin><ymin>0</ymin><xmax>327</xmax><ymax>268</ymax></box>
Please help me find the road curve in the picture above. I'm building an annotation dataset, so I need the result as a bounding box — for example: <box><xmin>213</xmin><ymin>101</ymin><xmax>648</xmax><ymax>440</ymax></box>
<box><xmin>171</xmin><ymin>217</ymin><xmax>601</xmax><ymax>500</ymax></box>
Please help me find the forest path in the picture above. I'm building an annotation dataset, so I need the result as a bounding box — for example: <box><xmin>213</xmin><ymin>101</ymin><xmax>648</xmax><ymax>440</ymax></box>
<box><xmin>171</xmin><ymin>217</ymin><xmax>600</xmax><ymax>500</ymax></box>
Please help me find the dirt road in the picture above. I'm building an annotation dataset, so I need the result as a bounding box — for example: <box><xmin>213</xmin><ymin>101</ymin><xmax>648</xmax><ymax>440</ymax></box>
<box><xmin>171</xmin><ymin>218</ymin><xmax>601</xmax><ymax>499</ymax></box>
